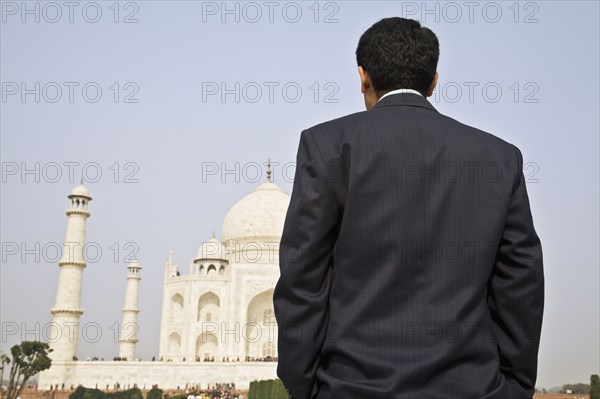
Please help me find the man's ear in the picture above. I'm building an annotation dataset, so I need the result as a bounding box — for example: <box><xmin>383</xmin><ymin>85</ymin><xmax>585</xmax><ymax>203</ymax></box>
<box><xmin>358</xmin><ymin>66</ymin><xmax>370</xmax><ymax>94</ymax></box>
<box><xmin>426</xmin><ymin>71</ymin><xmax>439</xmax><ymax>97</ymax></box>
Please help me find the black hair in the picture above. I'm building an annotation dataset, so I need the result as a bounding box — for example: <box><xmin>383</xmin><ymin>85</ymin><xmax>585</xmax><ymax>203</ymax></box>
<box><xmin>356</xmin><ymin>17</ymin><xmax>439</xmax><ymax>96</ymax></box>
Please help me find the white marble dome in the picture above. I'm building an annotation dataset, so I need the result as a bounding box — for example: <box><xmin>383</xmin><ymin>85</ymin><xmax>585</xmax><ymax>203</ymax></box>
<box><xmin>195</xmin><ymin>237</ymin><xmax>227</xmax><ymax>260</ymax></box>
<box><xmin>221</xmin><ymin>181</ymin><xmax>290</xmax><ymax>244</ymax></box>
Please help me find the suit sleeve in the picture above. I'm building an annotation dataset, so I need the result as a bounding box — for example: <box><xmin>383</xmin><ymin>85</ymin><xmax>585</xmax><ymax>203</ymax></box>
<box><xmin>487</xmin><ymin>145</ymin><xmax>545</xmax><ymax>397</ymax></box>
<box><xmin>274</xmin><ymin>130</ymin><xmax>341</xmax><ymax>399</ymax></box>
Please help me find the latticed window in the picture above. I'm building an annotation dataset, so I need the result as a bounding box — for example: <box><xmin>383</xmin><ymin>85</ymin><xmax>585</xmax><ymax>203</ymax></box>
<box><xmin>263</xmin><ymin>309</ymin><xmax>276</xmax><ymax>324</ymax></box>
<box><xmin>262</xmin><ymin>341</ymin><xmax>276</xmax><ymax>358</ymax></box>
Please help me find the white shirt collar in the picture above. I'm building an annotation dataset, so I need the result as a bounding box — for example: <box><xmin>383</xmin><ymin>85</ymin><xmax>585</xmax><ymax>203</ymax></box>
<box><xmin>377</xmin><ymin>88</ymin><xmax>423</xmax><ymax>103</ymax></box>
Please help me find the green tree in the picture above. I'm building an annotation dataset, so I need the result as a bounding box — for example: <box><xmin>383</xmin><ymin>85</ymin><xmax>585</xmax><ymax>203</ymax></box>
<box><xmin>146</xmin><ymin>387</ymin><xmax>163</xmax><ymax>399</ymax></box>
<box><xmin>257</xmin><ymin>380</ymin><xmax>266</xmax><ymax>399</ymax></box>
<box><xmin>272</xmin><ymin>379</ymin><xmax>287</xmax><ymax>399</ymax></box>
<box><xmin>5</xmin><ymin>341</ymin><xmax>52</xmax><ymax>399</ymax></box>
<box><xmin>591</xmin><ymin>374</ymin><xmax>600</xmax><ymax>399</ymax></box>
<box><xmin>82</xmin><ymin>388</ymin><xmax>104</xmax><ymax>399</ymax></box>
<box><xmin>128</xmin><ymin>387</ymin><xmax>143</xmax><ymax>399</ymax></box>
<box><xmin>70</xmin><ymin>386</ymin><xmax>87</xmax><ymax>399</ymax></box>
<box><xmin>561</xmin><ymin>383</ymin><xmax>590</xmax><ymax>394</ymax></box>
<box><xmin>247</xmin><ymin>379</ymin><xmax>288</xmax><ymax>399</ymax></box>
<box><xmin>0</xmin><ymin>353</ymin><xmax>10</xmax><ymax>399</ymax></box>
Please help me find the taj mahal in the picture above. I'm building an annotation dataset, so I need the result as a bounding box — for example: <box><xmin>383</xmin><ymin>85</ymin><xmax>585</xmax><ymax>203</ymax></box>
<box><xmin>38</xmin><ymin>167</ymin><xmax>290</xmax><ymax>390</ymax></box>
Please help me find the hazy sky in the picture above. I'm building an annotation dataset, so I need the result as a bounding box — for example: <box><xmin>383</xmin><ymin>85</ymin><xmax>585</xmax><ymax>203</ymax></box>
<box><xmin>1</xmin><ymin>0</ymin><xmax>598</xmax><ymax>390</ymax></box>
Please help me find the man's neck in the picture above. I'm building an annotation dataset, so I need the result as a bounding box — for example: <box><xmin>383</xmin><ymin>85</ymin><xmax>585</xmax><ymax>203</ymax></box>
<box><xmin>377</xmin><ymin>88</ymin><xmax>423</xmax><ymax>103</ymax></box>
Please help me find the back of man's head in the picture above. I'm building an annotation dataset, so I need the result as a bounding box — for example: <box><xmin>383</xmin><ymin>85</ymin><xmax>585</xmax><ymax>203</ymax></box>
<box><xmin>356</xmin><ymin>17</ymin><xmax>440</xmax><ymax>97</ymax></box>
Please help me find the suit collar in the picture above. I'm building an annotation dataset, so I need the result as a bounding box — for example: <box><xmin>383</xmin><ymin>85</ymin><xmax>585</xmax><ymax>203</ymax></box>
<box><xmin>373</xmin><ymin>92</ymin><xmax>438</xmax><ymax>112</ymax></box>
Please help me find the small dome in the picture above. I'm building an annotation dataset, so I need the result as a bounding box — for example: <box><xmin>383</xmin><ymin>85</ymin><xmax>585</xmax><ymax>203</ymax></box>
<box><xmin>221</xmin><ymin>181</ymin><xmax>290</xmax><ymax>244</ymax></box>
<box><xmin>196</xmin><ymin>237</ymin><xmax>226</xmax><ymax>260</ymax></box>
<box><xmin>69</xmin><ymin>183</ymin><xmax>91</xmax><ymax>199</ymax></box>
<box><xmin>128</xmin><ymin>260</ymin><xmax>141</xmax><ymax>269</ymax></box>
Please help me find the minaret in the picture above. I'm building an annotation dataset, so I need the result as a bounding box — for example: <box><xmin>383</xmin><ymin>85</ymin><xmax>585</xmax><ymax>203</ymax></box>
<box><xmin>49</xmin><ymin>182</ymin><xmax>91</xmax><ymax>361</ymax></box>
<box><xmin>118</xmin><ymin>260</ymin><xmax>142</xmax><ymax>360</ymax></box>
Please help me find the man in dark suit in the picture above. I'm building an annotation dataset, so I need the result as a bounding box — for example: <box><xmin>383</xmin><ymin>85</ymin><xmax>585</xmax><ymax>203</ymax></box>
<box><xmin>273</xmin><ymin>17</ymin><xmax>544</xmax><ymax>399</ymax></box>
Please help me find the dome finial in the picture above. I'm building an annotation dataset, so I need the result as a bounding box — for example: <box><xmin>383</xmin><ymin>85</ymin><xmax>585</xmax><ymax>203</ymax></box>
<box><xmin>80</xmin><ymin>177</ymin><xmax>84</xmax><ymax>185</ymax></box>
<box><xmin>212</xmin><ymin>230</ymin><xmax>215</xmax><ymax>239</ymax></box>
<box><xmin>266</xmin><ymin>157</ymin><xmax>272</xmax><ymax>182</ymax></box>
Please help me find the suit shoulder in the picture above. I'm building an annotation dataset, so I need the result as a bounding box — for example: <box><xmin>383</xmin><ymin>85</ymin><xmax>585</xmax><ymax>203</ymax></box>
<box><xmin>300</xmin><ymin>110</ymin><xmax>373</xmax><ymax>150</ymax></box>
<box><xmin>304</xmin><ymin>110</ymin><xmax>370</xmax><ymax>135</ymax></box>
<box><xmin>302</xmin><ymin>108</ymin><xmax>522</xmax><ymax>166</ymax></box>
<box><xmin>442</xmin><ymin>114</ymin><xmax>520</xmax><ymax>155</ymax></box>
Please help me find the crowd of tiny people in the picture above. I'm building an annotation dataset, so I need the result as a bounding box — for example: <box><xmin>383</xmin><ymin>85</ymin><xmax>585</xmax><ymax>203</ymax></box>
<box><xmin>38</xmin><ymin>383</ymin><xmax>241</xmax><ymax>399</ymax></box>
<box><xmin>78</xmin><ymin>356</ymin><xmax>277</xmax><ymax>363</ymax></box>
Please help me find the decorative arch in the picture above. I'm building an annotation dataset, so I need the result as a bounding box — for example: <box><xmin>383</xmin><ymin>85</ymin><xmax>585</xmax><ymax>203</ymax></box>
<box><xmin>196</xmin><ymin>333</ymin><xmax>218</xmax><ymax>360</ymax></box>
<box><xmin>170</xmin><ymin>293</ymin><xmax>184</xmax><ymax>323</ymax></box>
<box><xmin>197</xmin><ymin>292</ymin><xmax>220</xmax><ymax>322</ymax></box>
<box><xmin>168</xmin><ymin>332</ymin><xmax>181</xmax><ymax>354</ymax></box>
<box><xmin>245</xmin><ymin>289</ymin><xmax>277</xmax><ymax>359</ymax></box>
<box><xmin>207</xmin><ymin>264</ymin><xmax>217</xmax><ymax>275</ymax></box>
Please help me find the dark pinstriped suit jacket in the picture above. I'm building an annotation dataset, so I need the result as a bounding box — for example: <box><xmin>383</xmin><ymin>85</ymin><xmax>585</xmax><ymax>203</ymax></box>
<box><xmin>273</xmin><ymin>92</ymin><xmax>544</xmax><ymax>399</ymax></box>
